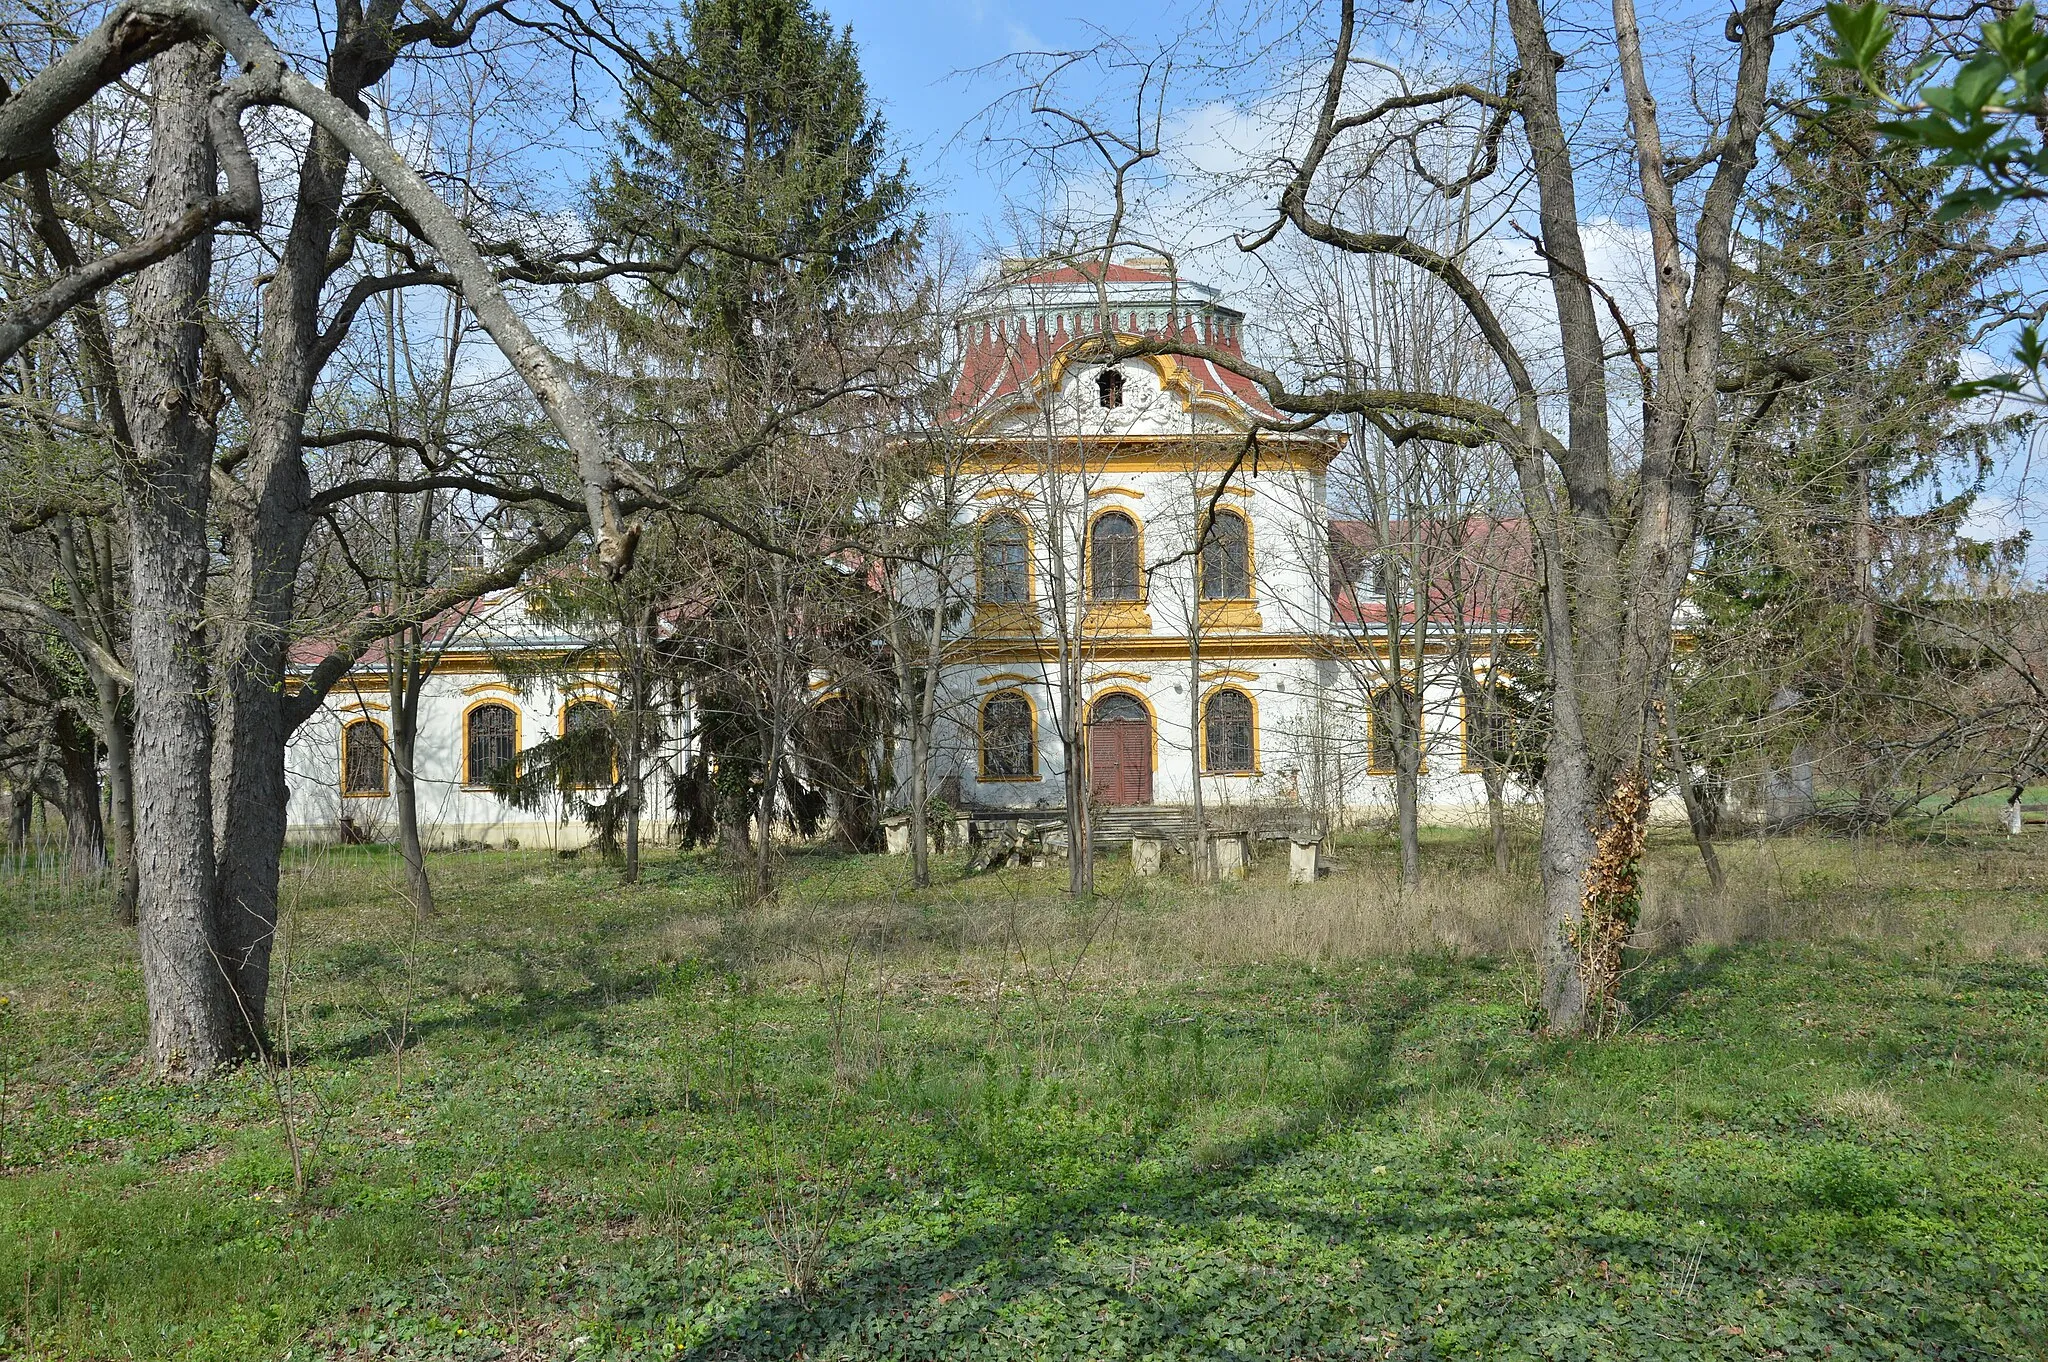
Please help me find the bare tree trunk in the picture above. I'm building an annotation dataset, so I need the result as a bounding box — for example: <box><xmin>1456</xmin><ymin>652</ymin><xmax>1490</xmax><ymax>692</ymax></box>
<box><xmin>52</xmin><ymin>711</ymin><xmax>105</xmax><ymax>868</ymax></box>
<box><xmin>116</xmin><ymin>41</ymin><xmax>246</xmax><ymax>1076</ymax></box>
<box><xmin>907</xmin><ymin>722</ymin><xmax>931</xmax><ymax>886</ymax></box>
<box><xmin>1483</xmin><ymin>765</ymin><xmax>1510</xmax><ymax>874</ymax></box>
<box><xmin>756</xmin><ymin>713</ymin><xmax>787</xmax><ymax>897</ymax></box>
<box><xmin>105</xmin><ymin>688</ymin><xmax>138</xmax><ymax>922</ymax></box>
<box><xmin>623</xmin><ymin>614</ymin><xmax>648</xmax><ymax>885</ymax></box>
<box><xmin>1187</xmin><ymin>619</ymin><xmax>1209</xmax><ymax>883</ymax></box>
<box><xmin>1395</xmin><ymin>715</ymin><xmax>1422</xmax><ymax>891</ymax></box>
<box><xmin>54</xmin><ymin>519</ymin><xmax>136</xmax><ymax>920</ymax></box>
<box><xmin>389</xmin><ymin>636</ymin><xmax>434</xmax><ymax>917</ymax></box>
<box><xmin>1665</xmin><ymin>703</ymin><xmax>1726</xmax><ymax>893</ymax></box>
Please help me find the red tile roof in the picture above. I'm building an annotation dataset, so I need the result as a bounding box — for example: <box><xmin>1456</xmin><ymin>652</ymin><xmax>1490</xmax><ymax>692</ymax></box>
<box><xmin>1328</xmin><ymin>517</ymin><xmax>1535</xmax><ymax>628</ymax></box>
<box><xmin>949</xmin><ymin>261</ymin><xmax>1281</xmax><ymax>423</ymax></box>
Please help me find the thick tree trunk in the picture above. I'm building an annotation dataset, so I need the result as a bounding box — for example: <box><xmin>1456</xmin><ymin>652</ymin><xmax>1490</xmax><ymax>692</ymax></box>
<box><xmin>210</xmin><ymin>46</ymin><xmax>367</xmax><ymax>1031</ymax></box>
<box><xmin>210</xmin><ymin>478</ymin><xmax>311</xmax><ymax>1037</ymax></box>
<box><xmin>52</xmin><ymin>711</ymin><xmax>106</xmax><ymax>868</ymax></box>
<box><xmin>4</xmin><ymin>784</ymin><xmax>28</xmax><ymax>853</ymax></box>
<box><xmin>1534</xmin><ymin>738</ymin><xmax>1596</xmax><ymax>1031</ymax></box>
<box><xmin>1504</xmin><ymin>0</ymin><xmax>1775</xmax><ymax>1032</ymax></box>
<box><xmin>117</xmin><ymin>42</ymin><xmax>247</xmax><ymax>1077</ymax></box>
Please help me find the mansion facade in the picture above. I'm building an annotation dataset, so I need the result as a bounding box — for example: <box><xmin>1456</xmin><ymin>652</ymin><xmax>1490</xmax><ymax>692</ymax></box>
<box><xmin>282</xmin><ymin>258</ymin><xmax>1532</xmax><ymax>848</ymax></box>
<box><xmin>920</xmin><ymin>258</ymin><xmax>1529</xmax><ymax>822</ymax></box>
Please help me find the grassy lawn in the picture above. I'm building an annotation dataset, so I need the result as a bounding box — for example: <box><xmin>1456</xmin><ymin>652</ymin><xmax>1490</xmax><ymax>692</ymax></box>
<box><xmin>1</xmin><ymin>831</ymin><xmax>2045</xmax><ymax>1359</ymax></box>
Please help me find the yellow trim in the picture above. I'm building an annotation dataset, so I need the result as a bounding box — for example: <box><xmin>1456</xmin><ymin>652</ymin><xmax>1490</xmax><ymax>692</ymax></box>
<box><xmin>946</xmin><ymin>633</ymin><xmax>1326</xmax><ymax>664</ymax></box>
<box><xmin>339</xmin><ymin>717</ymin><xmax>390</xmax><ymax>797</ymax></box>
<box><xmin>977</xmin><ymin>688</ymin><xmax>1041</xmax><ymax>781</ymax></box>
<box><xmin>977</xmin><ymin>340</ymin><xmax>1287</xmax><ymax>437</ymax></box>
<box><xmin>462</xmin><ymin>680</ymin><xmax>524</xmax><ymax>695</ymax></box>
<box><xmin>1200</xmin><ymin>686</ymin><xmax>1260</xmax><ymax>776</ymax></box>
<box><xmin>1197</xmin><ymin>506</ymin><xmax>1255</xmax><ymax>608</ymax></box>
<box><xmin>1088</xmin><ymin>485</ymin><xmax>1145</xmax><ymax>499</ymax></box>
<box><xmin>1084</xmin><ymin>602</ymin><xmax>1154</xmax><ymax>634</ymax></box>
<box><xmin>337</xmin><ymin>699</ymin><xmax>389</xmax><ymax>714</ymax></box>
<box><xmin>462</xmin><ymin>698</ymin><xmax>522</xmax><ymax>789</ymax></box>
<box><xmin>976</xmin><ymin>671</ymin><xmax>1039</xmax><ymax>686</ymax></box>
<box><xmin>1201</xmin><ymin>667</ymin><xmax>1260</xmax><ymax>682</ymax></box>
<box><xmin>975</xmin><ymin>508</ymin><xmax>1036</xmax><ymax>606</ymax></box>
<box><xmin>952</xmin><ymin>444</ymin><xmax>1338</xmax><ymax>475</ymax></box>
<box><xmin>944</xmin><ymin>631</ymin><xmax>1542</xmax><ymax>667</ymax></box>
<box><xmin>1085</xmin><ymin>687</ymin><xmax>1159</xmax><ymax>778</ymax></box>
<box><xmin>1197</xmin><ymin>484</ymin><xmax>1254</xmax><ymax>500</ymax></box>
<box><xmin>558</xmin><ymin>696</ymin><xmax>619</xmax><ymax>788</ymax></box>
<box><xmin>973</xmin><ymin>485</ymin><xmax>1036</xmax><ymax>501</ymax></box>
<box><xmin>1084</xmin><ymin>506</ymin><xmax>1146</xmax><ymax>605</ymax></box>
<box><xmin>1082</xmin><ymin>505</ymin><xmax>1152</xmax><ymax>634</ymax></box>
<box><xmin>1038</xmin><ymin>338</ymin><xmax>1176</xmax><ymax>400</ymax></box>
<box><xmin>1086</xmin><ymin>670</ymin><xmax>1152</xmax><ymax>685</ymax></box>
<box><xmin>1197</xmin><ymin>602</ymin><xmax>1263</xmax><ymax>631</ymax></box>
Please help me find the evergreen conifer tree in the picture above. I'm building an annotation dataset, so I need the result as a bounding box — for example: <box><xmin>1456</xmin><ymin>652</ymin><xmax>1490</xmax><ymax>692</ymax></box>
<box><xmin>1689</xmin><ymin>49</ymin><xmax>2030</xmax><ymax>818</ymax></box>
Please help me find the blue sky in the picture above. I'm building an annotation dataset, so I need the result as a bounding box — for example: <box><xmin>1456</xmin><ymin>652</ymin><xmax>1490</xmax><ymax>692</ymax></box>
<box><xmin>818</xmin><ymin>0</ymin><xmax>1206</xmax><ymax>234</ymax></box>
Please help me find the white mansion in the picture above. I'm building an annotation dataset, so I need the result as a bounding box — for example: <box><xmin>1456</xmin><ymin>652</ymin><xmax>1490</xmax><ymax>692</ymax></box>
<box><xmin>283</xmin><ymin>259</ymin><xmax>1531</xmax><ymax>847</ymax></box>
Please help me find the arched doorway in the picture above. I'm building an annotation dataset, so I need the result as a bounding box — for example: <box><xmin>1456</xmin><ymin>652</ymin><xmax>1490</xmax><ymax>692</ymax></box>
<box><xmin>1088</xmin><ymin>693</ymin><xmax>1152</xmax><ymax>806</ymax></box>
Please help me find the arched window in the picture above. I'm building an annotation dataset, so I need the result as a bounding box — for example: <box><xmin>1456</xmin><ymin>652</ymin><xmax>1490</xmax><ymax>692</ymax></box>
<box><xmin>1199</xmin><ymin>509</ymin><xmax>1250</xmax><ymax>600</ymax></box>
<box><xmin>1089</xmin><ymin>511</ymin><xmax>1140</xmax><ymax>601</ymax></box>
<box><xmin>561</xmin><ymin>699</ymin><xmax>617</xmax><ymax>788</ymax></box>
<box><xmin>341</xmin><ymin>718</ymin><xmax>388</xmax><ymax>795</ymax></box>
<box><xmin>1090</xmin><ymin>693</ymin><xmax>1147</xmax><ymax>725</ymax></box>
<box><xmin>980</xmin><ymin>690</ymin><xmax>1036</xmax><ymax>778</ymax></box>
<box><xmin>1369</xmin><ymin>687</ymin><xmax>1421</xmax><ymax>775</ymax></box>
<box><xmin>1097</xmin><ymin>366</ymin><xmax>1124</xmax><ymax>409</ymax></box>
<box><xmin>980</xmin><ymin>513</ymin><xmax>1029</xmax><ymax>603</ymax></box>
<box><xmin>465</xmin><ymin>702</ymin><xmax>519</xmax><ymax>787</ymax></box>
<box><xmin>1203</xmin><ymin>689</ymin><xmax>1255</xmax><ymax>773</ymax></box>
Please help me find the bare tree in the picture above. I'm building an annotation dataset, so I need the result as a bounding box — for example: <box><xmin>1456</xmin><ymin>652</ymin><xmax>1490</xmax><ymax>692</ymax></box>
<box><xmin>993</xmin><ymin>0</ymin><xmax>1786</xmax><ymax>1030</ymax></box>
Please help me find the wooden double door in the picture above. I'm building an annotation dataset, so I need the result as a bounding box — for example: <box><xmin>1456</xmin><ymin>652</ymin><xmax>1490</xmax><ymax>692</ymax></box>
<box><xmin>1088</xmin><ymin>694</ymin><xmax>1152</xmax><ymax>806</ymax></box>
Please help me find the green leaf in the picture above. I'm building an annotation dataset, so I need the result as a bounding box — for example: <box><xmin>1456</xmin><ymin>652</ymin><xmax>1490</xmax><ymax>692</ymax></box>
<box><xmin>1825</xmin><ymin>1</ymin><xmax>1898</xmax><ymax>82</ymax></box>
<box><xmin>1949</xmin><ymin>52</ymin><xmax>2014</xmax><ymax>112</ymax></box>
<box><xmin>1934</xmin><ymin>185</ymin><xmax>2005</xmax><ymax>221</ymax></box>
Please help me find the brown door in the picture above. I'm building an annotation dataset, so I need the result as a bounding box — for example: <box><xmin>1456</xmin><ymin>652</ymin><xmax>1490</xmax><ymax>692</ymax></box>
<box><xmin>1088</xmin><ymin>694</ymin><xmax>1152</xmax><ymax>806</ymax></box>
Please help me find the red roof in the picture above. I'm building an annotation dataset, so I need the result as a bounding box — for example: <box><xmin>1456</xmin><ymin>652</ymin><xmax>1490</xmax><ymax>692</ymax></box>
<box><xmin>1328</xmin><ymin>517</ymin><xmax>1535</xmax><ymax>628</ymax></box>
<box><xmin>949</xmin><ymin>261</ymin><xmax>1281</xmax><ymax>423</ymax></box>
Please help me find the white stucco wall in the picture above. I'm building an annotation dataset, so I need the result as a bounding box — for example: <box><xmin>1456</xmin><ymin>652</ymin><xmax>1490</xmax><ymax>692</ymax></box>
<box><xmin>284</xmin><ymin>592</ymin><xmax>682</xmax><ymax>848</ymax></box>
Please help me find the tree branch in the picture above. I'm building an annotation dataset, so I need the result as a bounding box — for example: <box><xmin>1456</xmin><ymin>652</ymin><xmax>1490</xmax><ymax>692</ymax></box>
<box><xmin>0</xmin><ymin>587</ymin><xmax>134</xmax><ymax>688</ymax></box>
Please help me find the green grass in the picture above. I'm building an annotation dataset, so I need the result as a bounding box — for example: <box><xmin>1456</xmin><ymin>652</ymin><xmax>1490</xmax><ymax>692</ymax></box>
<box><xmin>1</xmin><ymin>832</ymin><xmax>2045</xmax><ymax>1359</ymax></box>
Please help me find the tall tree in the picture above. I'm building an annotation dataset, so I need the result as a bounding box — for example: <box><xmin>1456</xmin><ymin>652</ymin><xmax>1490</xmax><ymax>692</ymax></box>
<box><xmin>578</xmin><ymin>0</ymin><xmax>918</xmax><ymax>895</ymax></box>
<box><xmin>1691</xmin><ymin>48</ymin><xmax>2027</xmax><ymax>822</ymax></box>
<box><xmin>995</xmin><ymin>0</ymin><xmax>1788</xmax><ymax>1030</ymax></box>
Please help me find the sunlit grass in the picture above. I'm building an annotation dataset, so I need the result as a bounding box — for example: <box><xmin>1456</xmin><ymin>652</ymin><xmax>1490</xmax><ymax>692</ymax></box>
<box><xmin>0</xmin><ymin>830</ymin><xmax>2044</xmax><ymax>1358</ymax></box>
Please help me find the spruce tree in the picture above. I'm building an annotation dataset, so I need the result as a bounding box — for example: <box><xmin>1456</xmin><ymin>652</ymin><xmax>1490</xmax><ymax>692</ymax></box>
<box><xmin>574</xmin><ymin>0</ymin><xmax>920</xmax><ymax>885</ymax></box>
<box><xmin>588</xmin><ymin>0</ymin><xmax>915</xmax><ymax>360</ymax></box>
<box><xmin>1688</xmin><ymin>49</ymin><xmax>2030</xmax><ymax>818</ymax></box>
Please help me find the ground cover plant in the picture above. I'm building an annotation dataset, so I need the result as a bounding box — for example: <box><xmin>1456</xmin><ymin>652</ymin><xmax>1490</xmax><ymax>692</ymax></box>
<box><xmin>1</xmin><ymin>829</ymin><xmax>2045</xmax><ymax>1360</ymax></box>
